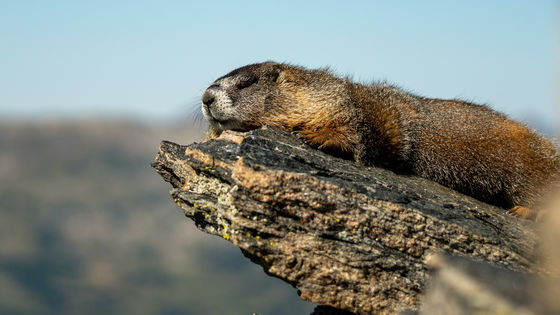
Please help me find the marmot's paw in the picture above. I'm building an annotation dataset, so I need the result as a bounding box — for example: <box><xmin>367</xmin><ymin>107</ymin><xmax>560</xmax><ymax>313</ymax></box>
<box><xmin>508</xmin><ymin>206</ymin><xmax>540</xmax><ymax>220</ymax></box>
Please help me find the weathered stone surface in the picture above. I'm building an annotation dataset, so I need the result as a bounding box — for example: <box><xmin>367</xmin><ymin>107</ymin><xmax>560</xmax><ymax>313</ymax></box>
<box><xmin>152</xmin><ymin>126</ymin><xmax>538</xmax><ymax>314</ymax></box>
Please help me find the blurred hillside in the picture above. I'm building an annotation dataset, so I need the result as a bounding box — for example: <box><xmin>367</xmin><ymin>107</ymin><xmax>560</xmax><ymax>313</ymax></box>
<box><xmin>0</xmin><ymin>121</ymin><xmax>314</xmax><ymax>315</ymax></box>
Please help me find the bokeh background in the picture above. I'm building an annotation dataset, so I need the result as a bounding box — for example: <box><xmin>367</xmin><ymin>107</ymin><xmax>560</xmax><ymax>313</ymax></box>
<box><xmin>1</xmin><ymin>1</ymin><xmax>558</xmax><ymax>314</ymax></box>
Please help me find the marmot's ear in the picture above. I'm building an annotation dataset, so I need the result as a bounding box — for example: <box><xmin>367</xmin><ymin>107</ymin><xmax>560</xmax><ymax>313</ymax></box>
<box><xmin>267</xmin><ymin>64</ymin><xmax>283</xmax><ymax>83</ymax></box>
<box><xmin>275</xmin><ymin>70</ymin><xmax>286</xmax><ymax>83</ymax></box>
<box><xmin>275</xmin><ymin>68</ymin><xmax>295</xmax><ymax>84</ymax></box>
<box><xmin>268</xmin><ymin>64</ymin><xmax>296</xmax><ymax>84</ymax></box>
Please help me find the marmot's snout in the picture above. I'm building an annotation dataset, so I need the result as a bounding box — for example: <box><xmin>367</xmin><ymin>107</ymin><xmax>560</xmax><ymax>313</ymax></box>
<box><xmin>200</xmin><ymin>81</ymin><xmax>234</xmax><ymax>128</ymax></box>
<box><xmin>201</xmin><ymin>86</ymin><xmax>225</xmax><ymax>121</ymax></box>
<box><xmin>201</xmin><ymin>89</ymin><xmax>216</xmax><ymax>111</ymax></box>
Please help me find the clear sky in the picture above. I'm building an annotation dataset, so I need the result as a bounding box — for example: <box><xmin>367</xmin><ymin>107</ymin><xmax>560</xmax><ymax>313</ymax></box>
<box><xmin>0</xmin><ymin>1</ymin><xmax>558</xmax><ymax>131</ymax></box>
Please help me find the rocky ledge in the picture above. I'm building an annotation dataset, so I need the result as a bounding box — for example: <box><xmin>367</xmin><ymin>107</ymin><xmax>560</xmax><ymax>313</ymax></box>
<box><xmin>152</xmin><ymin>126</ymin><xmax>542</xmax><ymax>314</ymax></box>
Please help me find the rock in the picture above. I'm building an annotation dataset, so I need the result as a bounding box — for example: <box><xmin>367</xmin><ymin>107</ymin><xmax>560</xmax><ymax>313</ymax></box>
<box><xmin>152</xmin><ymin>126</ymin><xmax>539</xmax><ymax>314</ymax></box>
<box><xmin>421</xmin><ymin>254</ymin><xmax>538</xmax><ymax>315</ymax></box>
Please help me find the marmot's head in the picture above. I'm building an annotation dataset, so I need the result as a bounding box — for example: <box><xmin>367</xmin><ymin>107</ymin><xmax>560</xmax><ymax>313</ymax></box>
<box><xmin>201</xmin><ymin>62</ymin><xmax>283</xmax><ymax>134</ymax></box>
<box><xmin>201</xmin><ymin>62</ymin><xmax>350</xmax><ymax>138</ymax></box>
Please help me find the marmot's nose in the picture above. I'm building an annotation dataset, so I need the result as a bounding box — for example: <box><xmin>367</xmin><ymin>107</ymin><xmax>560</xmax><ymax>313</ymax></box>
<box><xmin>201</xmin><ymin>90</ymin><xmax>216</xmax><ymax>109</ymax></box>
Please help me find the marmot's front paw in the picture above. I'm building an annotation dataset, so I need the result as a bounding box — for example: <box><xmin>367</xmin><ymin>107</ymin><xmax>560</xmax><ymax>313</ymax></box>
<box><xmin>508</xmin><ymin>206</ymin><xmax>540</xmax><ymax>220</ymax></box>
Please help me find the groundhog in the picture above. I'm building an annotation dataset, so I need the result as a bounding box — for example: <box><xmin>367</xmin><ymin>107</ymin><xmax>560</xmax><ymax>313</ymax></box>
<box><xmin>201</xmin><ymin>61</ymin><xmax>560</xmax><ymax>219</ymax></box>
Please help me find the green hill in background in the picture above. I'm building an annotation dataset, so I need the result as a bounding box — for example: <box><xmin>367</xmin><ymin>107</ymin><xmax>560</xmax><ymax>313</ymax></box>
<box><xmin>0</xmin><ymin>121</ymin><xmax>314</xmax><ymax>315</ymax></box>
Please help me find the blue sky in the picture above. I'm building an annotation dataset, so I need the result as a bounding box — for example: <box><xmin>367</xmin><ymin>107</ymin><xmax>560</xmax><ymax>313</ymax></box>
<box><xmin>0</xmin><ymin>1</ymin><xmax>558</xmax><ymax>132</ymax></box>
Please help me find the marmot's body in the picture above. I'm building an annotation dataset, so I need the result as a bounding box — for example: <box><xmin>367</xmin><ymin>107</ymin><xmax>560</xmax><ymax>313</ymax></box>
<box><xmin>201</xmin><ymin>62</ymin><xmax>560</xmax><ymax>218</ymax></box>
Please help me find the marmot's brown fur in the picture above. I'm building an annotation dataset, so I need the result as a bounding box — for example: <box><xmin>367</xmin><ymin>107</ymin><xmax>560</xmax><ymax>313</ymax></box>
<box><xmin>201</xmin><ymin>61</ymin><xmax>560</xmax><ymax>219</ymax></box>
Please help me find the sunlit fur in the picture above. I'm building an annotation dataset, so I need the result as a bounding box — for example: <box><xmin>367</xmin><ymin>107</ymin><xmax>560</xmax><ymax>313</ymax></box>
<box><xmin>201</xmin><ymin>61</ymin><xmax>560</xmax><ymax>218</ymax></box>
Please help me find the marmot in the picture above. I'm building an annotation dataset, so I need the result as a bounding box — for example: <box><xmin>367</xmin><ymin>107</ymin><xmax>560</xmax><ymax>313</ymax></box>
<box><xmin>201</xmin><ymin>61</ymin><xmax>560</xmax><ymax>219</ymax></box>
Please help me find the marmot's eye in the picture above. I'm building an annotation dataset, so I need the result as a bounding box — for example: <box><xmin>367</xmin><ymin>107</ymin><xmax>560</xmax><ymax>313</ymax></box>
<box><xmin>236</xmin><ymin>76</ymin><xmax>258</xmax><ymax>90</ymax></box>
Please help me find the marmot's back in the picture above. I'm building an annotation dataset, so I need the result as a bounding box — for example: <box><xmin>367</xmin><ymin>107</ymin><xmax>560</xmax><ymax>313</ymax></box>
<box><xmin>409</xmin><ymin>98</ymin><xmax>559</xmax><ymax>209</ymax></box>
<box><xmin>201</xmin><ymin>62</ymin><xmax>560</xmax><ymax>218</ymax></box>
